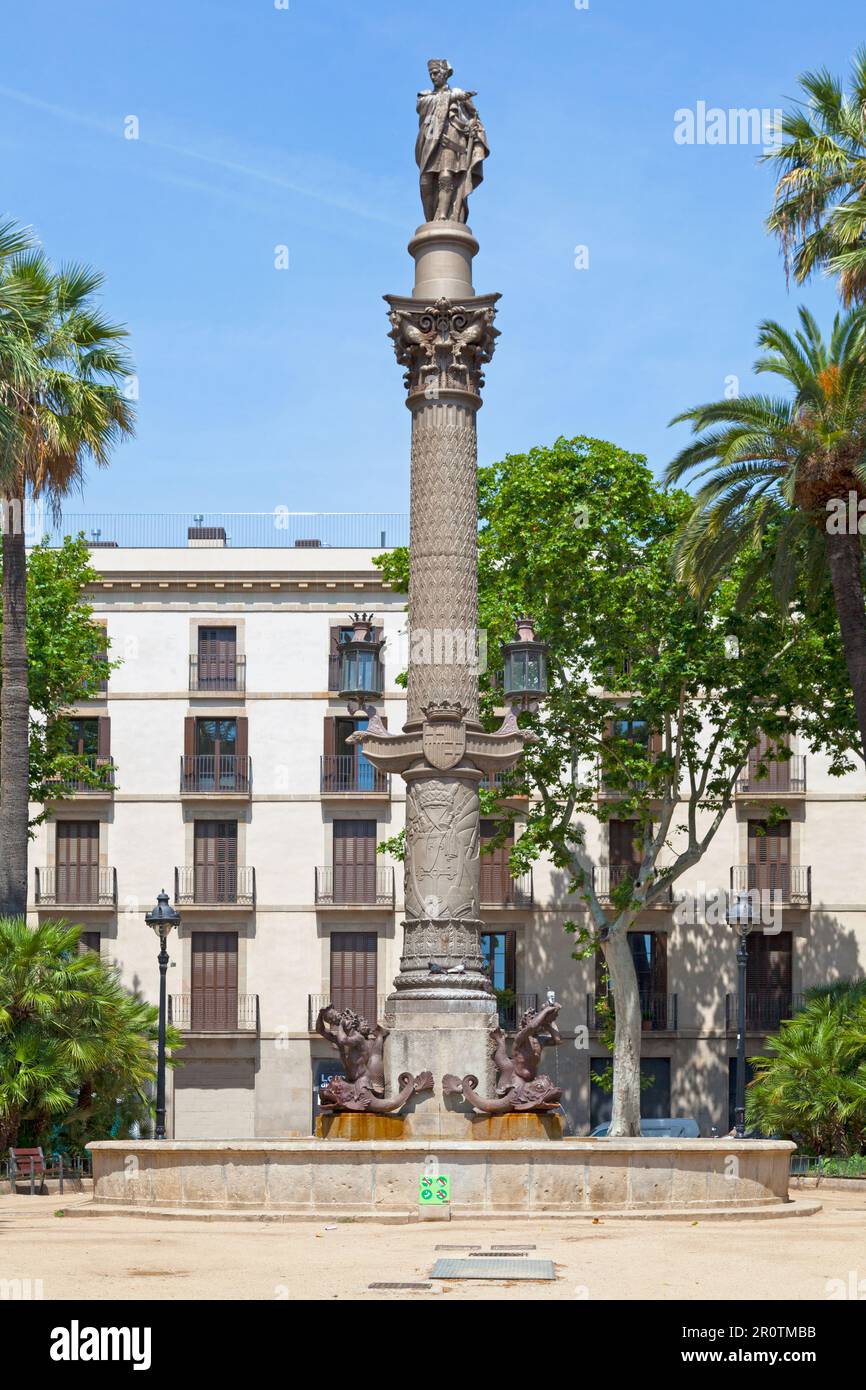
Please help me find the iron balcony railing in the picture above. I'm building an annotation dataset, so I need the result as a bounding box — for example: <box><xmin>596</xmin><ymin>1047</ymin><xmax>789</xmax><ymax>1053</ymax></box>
<box><xmin>174</xmin><ymin>865</ymin><xmax>256</xmax><ymax>906</ymax></box>
<box><xmin>35</xmin><ymin>866</ymin><xmax>117</xmax><ymax>907</ymax></box>
<box><xmin>314</xmin><ymin>865</ymin><xmax>395</xmax><ymax>907</ymax></box>
<box><xmin>308</xmin><ymin>993</ymin><xmax>389</xmax><ymax>1031</ymax></box>
<box><xmin>189</xmin><ymin>654</ymin><xmax>246</xmax><ymax>692</ymax></box>
<box><xmin>320</xmin><ymin>754</ymin><xmax>390</xmax><ymax>795</ymax></box>
<box><xmin>479</xmin><ymin>771</ymin><xmax>531</xmax><ymax>797</ymax></box>
<box><xmin>51</xmin><ymin>756</ymin><xmax>116</xmax><ymax>795</ymax></box>
<box><xmin>42</xmin><ymin>512</ymin><xmax>409</xmax><ymax>550</ymax></box>
<box><xmin>479</xmin><ymin>865</ymin><xmax>534</xmax><ymax>907</ymax></box>
<box><xmin>725</xmin><ymin>991</ymin><xmax>805</xmax><ymax>1033</ymax></box>
<box><xmin>496</xmin><ymin>992</ymin><xmax>540</xmax><ymax>1031</ymax></box>
<box><xmin>736</xmin><ymin>754</ymin><xmax>806</xmax><ymax>795</ymax></box>
<box><xmin>180</xmin><ymin>754</ymin><xmax>251</xmax><ymax>794</ymax></box>
<box><xmin>586</xmin><ymin>990</ymin><xmax>679</xmax><ymax>1032</ymax></box>
<box><xmin>592</xmin><ymin>864</ymin><xmax>673</xmax><ymax>905</ymax></box>
<box><xmin>168</xmin><ymin>993</ymin><xmax>259</xmax><ymax>1033</ymax></box>
<box><xmin>728</xmin><ymin>864</ymin><xmax>811</xmax><ymax>914</ymax></box>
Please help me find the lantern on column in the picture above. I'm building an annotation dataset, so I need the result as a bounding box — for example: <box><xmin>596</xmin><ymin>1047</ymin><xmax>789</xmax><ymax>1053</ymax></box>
<box><xmin>339</xmin><ymin>613</ymin><xmax>385</xmax><ymax>715</ymax></box>
<box><xmin>502</xmin><ymin>617</ymin><xmax>548</xmax><ymax>712</ymax></box>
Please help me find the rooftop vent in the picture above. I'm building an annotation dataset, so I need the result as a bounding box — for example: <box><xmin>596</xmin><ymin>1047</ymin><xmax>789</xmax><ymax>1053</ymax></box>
<box><xmin>187</xmin><ymin>526</ymin><xmax>227</xmax><ymax>548</ymax></box>
<box><xmin>294</xmin><ymin>538</ymin><xmax>322</xmax><ymax>548</ymax></box>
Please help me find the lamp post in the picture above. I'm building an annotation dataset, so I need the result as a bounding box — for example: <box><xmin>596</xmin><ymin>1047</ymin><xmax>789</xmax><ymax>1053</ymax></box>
<box><xmin>729</xmin><ymin>891</ymin><xmax>753</xmax><ymax>1140</ymax></box>
<box><xmin>145</xmin><ymin>889</ymin><xmax>180</xmax><ymax>1140</ymax></box>
<box><xmin>502</xmin><ymin>617</ymin><xmax>549</xmax><ymax>712</ymax></box>
<box><xmin>338</xmin><ymin>612</ymin><xmax>385</xmax><ymax>716</ymax></box>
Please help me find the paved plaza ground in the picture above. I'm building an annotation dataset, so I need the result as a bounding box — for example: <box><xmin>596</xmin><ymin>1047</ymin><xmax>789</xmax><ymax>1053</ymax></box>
<box><xmin>1</xmin><ymin>1189</ymin><xmax>864</xmax><ymax>1300</ymax></box>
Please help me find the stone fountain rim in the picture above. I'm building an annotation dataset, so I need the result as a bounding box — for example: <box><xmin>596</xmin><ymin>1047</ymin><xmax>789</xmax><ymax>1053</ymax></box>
<box><xmin>88</xmin><ymin>1138</ymin><xmax>796</xmax><ymax>1154</ymax></box>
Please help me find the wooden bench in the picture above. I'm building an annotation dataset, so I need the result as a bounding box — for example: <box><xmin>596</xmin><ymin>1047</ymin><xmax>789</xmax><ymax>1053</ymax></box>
<box><xmin>8</xmin><ymin>1147</ymin><xmax>47</xmax><ymax>1194</ymax></box>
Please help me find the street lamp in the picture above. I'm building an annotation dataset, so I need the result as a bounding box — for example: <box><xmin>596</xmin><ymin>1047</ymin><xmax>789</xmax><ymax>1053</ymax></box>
<box><xmin>339</xmin><ymin>612</ymin><xmax>385</xmax><ymax>716</ymax></box>
<box><xmin>502</xmin><ymin>617</ymin><xmax>548</xmax><ymax>712</ymax></box>
<box><xmin>728</xmin><ymin>890</ymin><xmax>753</xmax><ymax>1140</ymax></box>
<box><xmin>145</xmin><ymin>889</ymin><xmax>181</xmax><ymax>1140</ymax></box>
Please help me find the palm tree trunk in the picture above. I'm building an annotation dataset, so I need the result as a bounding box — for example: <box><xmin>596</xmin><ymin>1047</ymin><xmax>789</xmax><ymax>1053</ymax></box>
<box><xmin>603</xmin><ymin>926</ymin><xmax>643</xmax><ymax>1136</ymax></box>
<box><xmin>0</xmin><ymin>496</ymin><xmax>29</xmax><ymax>917</ymax></box>
<box><xmin>825</xmin><ymin>530</ymin><xmax>866</xmax><ymax>765</ymax></box>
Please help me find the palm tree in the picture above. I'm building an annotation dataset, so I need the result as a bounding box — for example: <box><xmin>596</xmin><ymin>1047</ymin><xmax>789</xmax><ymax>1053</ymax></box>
<box><xmin>764</xmin><ymin>49</ymin><xmax>866</xmax><ymax>305</ymax></box>
<box><xmin>0</xmin><ymin>917</ymin><xmax>179</xmax><ymax>1149</ymax></box>
<box><xmin>0</xmin><ymin>242</ymin><xmax>134</xmax><ymax>916</ymax></box>
<box><xmin>665</xmin><ymin>305</ymin><xmax>866</xmax><ymax>764</ymax></box>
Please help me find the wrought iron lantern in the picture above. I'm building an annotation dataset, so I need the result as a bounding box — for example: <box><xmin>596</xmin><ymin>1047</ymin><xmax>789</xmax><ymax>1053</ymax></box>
<box><xmin>339</xmin><ymin>612</ymin><xmax>385</xmax><ymax>713</ymax></box>
<box><xmin>144</xmin><ymin>890</ymin><xmax>181</xmax><ymax>1139</ymax></box>
<box><xmin>502</xmin><ymin>617</ymin><xmax>548</xmax><ymax>711</ymax></box>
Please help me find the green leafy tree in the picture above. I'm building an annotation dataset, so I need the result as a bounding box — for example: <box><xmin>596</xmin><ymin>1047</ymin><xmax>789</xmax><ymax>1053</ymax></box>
<box><xmin>665</xmin><ymin>306</ymin><xmax>866</xmax><ymax>764</ymax></box>
<box><xmin>1</xmin><ymin>535</ymin><xmax>116</xmax><ymax>821</ymax></box>
<box><xmin>0</xmin><ymin>917</ymin><xmax>180</xmax><ymax>1150</ymax></box>
<box><xmin>379</xmin><ymin>436</ymin><xmax>858</xmax><ymax>1134</ymax></box>
<box><xmin>0</xmin><ymin>234</ymin><xmax>134</xmax><ymax>915</ymax></box>
<box><xmin>764</xmin><ymin>49</ymin><xmax>866</xmax><ymax>304</ymax></box>
<box><xmin>747</xmin><ymin>982</ymin><xmax>866</xmax><ymax>1154</ymax></box>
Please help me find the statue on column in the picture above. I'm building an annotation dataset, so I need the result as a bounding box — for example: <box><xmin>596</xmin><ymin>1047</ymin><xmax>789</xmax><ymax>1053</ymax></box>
<box><xmin>416</xmin><ymin>59</ymin><xmax>489</xmax><ymax>223</ymax></box>
<box><xmin>315</xmin><ymin>1005</ymin><xmax>433</xmax><ymax>1114</ymax></box>
<box><xmin>443</xmin><ymin>1001</ymin><xmax>564</xmax><ymax>1113</ymax></box>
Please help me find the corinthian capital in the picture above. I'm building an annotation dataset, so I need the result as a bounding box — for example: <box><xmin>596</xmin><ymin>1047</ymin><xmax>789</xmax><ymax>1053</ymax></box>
<box><xmin>385</xmin><ymin>293</ymin><xmax>499</xmax><ymax>403</ymax></box>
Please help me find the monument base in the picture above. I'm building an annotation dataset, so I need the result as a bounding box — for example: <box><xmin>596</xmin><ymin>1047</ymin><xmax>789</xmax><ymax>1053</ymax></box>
<box><xmin>315</xmin><ymin>1113</ymin><xmax>405</xmax><ymax>1141</ymax></box>
<box><xmin>469</xmin><ymin>1111</ymin><xmax>564</xmax><ymax>1141</ymax></box>
<box><xmin>385</xmin><ymin>992</ymin><xmax>498</xmax><ymax>1138</ymax></box>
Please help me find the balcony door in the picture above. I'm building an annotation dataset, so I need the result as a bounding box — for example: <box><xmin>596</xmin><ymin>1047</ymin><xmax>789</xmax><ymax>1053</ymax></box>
<box><xmin>323</xmin><ymin>716</ymin><xmax>382</xmax><ymax>793</ymax></box>
<box><xmin>746</xmin><ymin>732</ymin><xmax>792</xmax><ymax>793</ymax></box>
<box><xmin>197</xmin><ymin>626</ymin><xmax>237</xmax><ymax>691</ymax></box>
<box><xmin>333</xmin><ymin>820</ymin><xmax>376</xmax><ymax>903</ymax></box>
<box><xmin>596</xmin><ymin>931</ymin><xmax>668</xmax><ymax>1030</ymax></box>
<box><xmin>186</xmin><ymin>716</ymin><xmax>246</xmax><ymax>791</ymax></box>
<box><xmin>745</xmin><ymin>931</ymin><xmax>793</xmax><ymax>1030</ymax></box>
<box><xmin>480</xmin><ymin>820</ymin><xmax>513</xmax><ymax>904</ymax></box>
<box><xmin>56</xmin><ymin>821</ymin><xmax>99</xmax><ymax>903</ymax></box>
<box><xmin>194</xmin><ymin>820</ymin><xmax>238</xmax><ymax>902</ymax></box>
<box><xmin>191</xmin><ymin>932</ymin><xmax>238</xmax><ymax>1031</ymax></box>
<box><xmin>330</xmin><ymin>932</ymin><xmax>377</xmax><ymax>1020</ymax></box>
<box><xmin>747</xmin><ymin>819</ymin><xmax>790</xmax><ymax>898</ymax></box>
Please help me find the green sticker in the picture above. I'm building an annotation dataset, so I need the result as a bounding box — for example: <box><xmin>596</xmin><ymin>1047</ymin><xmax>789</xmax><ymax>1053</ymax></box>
<box><xmin>419</xmin><ymin>1174</ymin><xmax>451</xmax><ymax>1204</ymax></box>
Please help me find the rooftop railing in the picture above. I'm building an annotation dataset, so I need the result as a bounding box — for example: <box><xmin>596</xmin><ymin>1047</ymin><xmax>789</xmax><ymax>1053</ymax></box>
<box><xmin>38</xmin><ymin>512</ymin><xmax>409</xmax><ymax>550</ymax></box>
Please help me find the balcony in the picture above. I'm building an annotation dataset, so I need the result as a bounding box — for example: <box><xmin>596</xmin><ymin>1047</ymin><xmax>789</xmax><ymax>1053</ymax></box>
<box><xmin>174</xmin><ymin>865</ymin><xmax>256</xmax><ymax>907</ymax></box>
<box><xmin>49</xmin><ymin>756</ymin><xmax>116</xmax><ymax>797</ymax></box>
<box><xmin>314</xmin><ymin>865</ymin><xmax>395</xmax><ymax>907</ymax></box>
<box><xmin>736</xmin><ymin>754</ymin><xmax>806</xmax><ymax>795</ymax></box>
<box><xmin>728</xmin><ymin>865</ymin><xmax>811</xmax><ymax>917</ymax></box>
<box><xmin>308</xmin><ymin>992</ymin><xmax>389</xmax><ymax>1030</ymax></box>
<box><xmin>586</xmin><ymin>990</ymin><xmax>678</xmax><ymax>1032</ymax></box>
<box><xmin>320</xmin><ymin>754</ymin><xmax>390</xmax><ymax>797</ymax></box>
<box><xmin>725</xmin><ymin>991</ymin><xmax>805</xmax><ymax>1033</ymax></box>
<box><xmin>479</xmin><ymin>771</ymin><xmax>531</xmax><ymax>800</ymax></box>
<box><xmin>479</xmin><ymin>865</ymin><xmax>533</xmax><ymax>908</ymax></box>
<box><xmin>496</xmin><ymin>992</ymin><xmax>539</xmax><ymax>1031</ymax></box>
<box><xmin>35</xmin><ymin>866</ymin><xmax>117</xmax><ymax>908</ymax></box>
<box><xmin>180</xmin><ymin>755</ymin><xmax>251</xmax><ymax>796</ymax></box>
<box><xmin>592</xmin><ymin>864</ymin><xmax>673</xmax><ymax>907</ymax></box>
<box><xmin>168</xmin><ymin>993</ymin><xmax>259</xmax><ymax>1033</ymax></box>
<box><xmin>189</xmin><ymin>654</ymin><xmax>246</xmax><ymax>693</ymax></box>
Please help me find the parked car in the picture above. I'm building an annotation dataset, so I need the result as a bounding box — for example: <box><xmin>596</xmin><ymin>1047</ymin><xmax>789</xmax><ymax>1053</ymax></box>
<box><xmin>590</xmin><ymin>1117</ymin><xmax>700</xmax><ymax>1138</ymax></box>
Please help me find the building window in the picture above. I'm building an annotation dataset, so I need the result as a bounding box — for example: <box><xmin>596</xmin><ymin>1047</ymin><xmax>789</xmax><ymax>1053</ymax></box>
<box><xmin>194</xmin><ymin>626</ymin><xmax>241</xmax><ymax>691</ymax></box>
<box><xmin>590</xmin><ymin>1057</ymin><xmax>670</xmax><ymax>1131</ymax></box>
<box><xmin>329</xmin><ymin>932</ymin><xmax>378</xmax><ymax>1020</ymax></box>
<box><xmin>78</xmin><ymin>931</ymin><xmax>101</xmax><ymax>954</ymax></box>
<box><xmin>332</xmin><ymin>820</ymin><xmax>377</xmax><ymax>903</ymax></box>
<box><xmin>183</xmin><ymin>716</ymin><xmax>249</xmax><ymax>792</ymax></box>
<box><xmin>193</xmin><ymin>820</ymin><xmax>238</xmax><ymax>902</ymax></box>
<box><xmin>481</xmin><ymin>931</ymin><xmax>516</xmax><ymax>994</ymax></box>
<box><xmin>190</xmin><ymin>931</ymin><xmax>239</xmax><ymax>1030</ymax></box>
<box><xmin>596</xmin><ymin>931</ymin><xmax>669</xmax><ymax>1030</ymax></box>
<box><xmin>56</xmin><ymin>821</ymin><xmax>100</xmax><ymax>903</ymax></box>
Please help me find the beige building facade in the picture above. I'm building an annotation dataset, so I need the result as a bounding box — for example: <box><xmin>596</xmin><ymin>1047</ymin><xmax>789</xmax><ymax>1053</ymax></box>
<box><xmin>29</xmin><ymin>524</ymin><xmax>866</xmax><ymax>1138</ymax></box>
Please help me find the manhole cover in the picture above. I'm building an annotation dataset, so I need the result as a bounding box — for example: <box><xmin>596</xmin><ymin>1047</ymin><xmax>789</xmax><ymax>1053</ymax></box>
<box><xmin>431</xmin><ymin>1258</ymin><xmax>555</xmax><ymax>1282</ymax></box>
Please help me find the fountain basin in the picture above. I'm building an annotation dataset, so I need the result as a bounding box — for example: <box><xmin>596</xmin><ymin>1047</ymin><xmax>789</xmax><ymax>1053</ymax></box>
<box><xmin>88</xmin><ymin>1138</ymin><xmax>795</xmax><ymax>1216</ymax></box>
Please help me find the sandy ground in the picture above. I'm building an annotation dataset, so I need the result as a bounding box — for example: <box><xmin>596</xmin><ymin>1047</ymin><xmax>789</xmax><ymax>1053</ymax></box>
<box><xmin>1</xmin><ymin>1190</ymin><xmax>864</xmax><ymax>1300</ymax></box>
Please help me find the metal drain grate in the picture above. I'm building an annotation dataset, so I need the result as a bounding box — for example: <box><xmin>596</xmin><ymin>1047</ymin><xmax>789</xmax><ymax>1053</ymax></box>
<box><xmin>369</xmin><ymin>1282</ymin><xmax>432</xmax><ymax>1291</ymax></box>
<box><xmin>469</xmin><ymin>1249</ymin><xmax>527</xmax><ymax>1257</ymax></box>
<box><xmin>431</xmin><ymin>1258</ymin><xmax>555</xmax><ymax>1281</ymax></box>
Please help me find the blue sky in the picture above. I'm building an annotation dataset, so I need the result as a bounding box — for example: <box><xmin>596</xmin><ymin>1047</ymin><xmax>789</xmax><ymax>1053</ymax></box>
<box><xmin>1</xmin><ymin>0</ymin><xmax>860</xmax><ymax>517</ymax></box>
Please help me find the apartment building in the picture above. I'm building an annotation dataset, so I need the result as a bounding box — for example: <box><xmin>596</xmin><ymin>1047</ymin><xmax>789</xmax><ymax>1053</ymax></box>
<box><xmin>28</xmin><ymin>517</ymin><xmax>866</xmax><ymax>1137</ymax></box>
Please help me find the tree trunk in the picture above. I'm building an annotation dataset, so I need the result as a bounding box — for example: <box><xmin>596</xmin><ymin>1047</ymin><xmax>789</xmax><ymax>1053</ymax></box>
<box><xmin>825</xmin><ymin>529</ymin><xmax>866</xmax><ymax>765</ymax></box>
<box><xmin>603</xmin><ymin>924</ymin><xmax>642</xmax><ymax>1136</ymax></box>
<box><xmin>0</xmin><ymin>500</ymin><xmax>30</xmax><ymax>917</ymax></box>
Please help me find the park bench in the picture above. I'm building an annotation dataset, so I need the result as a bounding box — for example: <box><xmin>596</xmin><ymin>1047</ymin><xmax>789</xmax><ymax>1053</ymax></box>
<box><xmin>7</xmin><ymin>1147</ymin><xmax>87</xmax><ymax>1195</ymax></box>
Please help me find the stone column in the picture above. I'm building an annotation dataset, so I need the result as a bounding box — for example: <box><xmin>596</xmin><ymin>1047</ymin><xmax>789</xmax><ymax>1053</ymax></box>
<box><xmin>381</xmin><ymin>223</ymin><xmax>501</xmax><ymax>1137</ymax></box>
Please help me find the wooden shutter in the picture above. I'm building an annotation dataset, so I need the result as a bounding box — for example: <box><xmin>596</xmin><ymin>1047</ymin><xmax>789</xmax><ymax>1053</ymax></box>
<box><xmin>333</xmin><ymin>820</ymin><xmax>377</xmax><ymax>903</ymax></box>
<box><xmin>609</xmin><ymin>820</ymin><xmax>641</xmax><ymax>868</ymax></box>
<box><xmin>748</xmin><ymin>820</ymin><xmax>790</xmax><ymax>895</ymax></box>
<box><xmin>56</xmin><ymin>821</ymin><xmax>98</xmax><ymax>903</ymax></box>
<box><xmin>191</xmin><ymin>932</ymin><xmax>238</xmax><ymax>1030</ymax></box>
<box><xmin>194</xmin><ymin>820</ymin><xmax>238</xmax><ymax>902</ymax></box>
<box><xmin>480</xmin><ymin>819</ymin><xmax>513</xmax><ymax>904</ymax></box>
<box><xmin>78</xmin><ymin>931</ymin><xmax>101</xmax><ymax>954</ymax></box>
<box><xmin>235</xmin><ymin>717</ymin><xmax>248</xmax><ymax>790</ymax></box>
<box><xmin>330</xmin><ymin>931</ymin><xmax>377</xmax><ymax>1019</ymax></box>
<box><xmin>97</xmin><ymin>717</ymin><xmax>111</xmax><ymax>759</ymax></box>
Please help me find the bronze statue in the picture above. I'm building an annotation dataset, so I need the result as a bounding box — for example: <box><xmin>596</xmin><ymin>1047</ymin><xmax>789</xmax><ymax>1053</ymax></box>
<box><xmin>316</xmin><ymin>1005</ymin><xmax>433</xmax><ymax>1114</ymax></box>
<box><xmin>416</xmin><ymin>59</ymin><xmax>489</xmax><ymax>223</ymax></box>
<box><xmin>443</xmin><ymin>1001</ymin><xmax>563</xmax><ymax>1113</ymax></box>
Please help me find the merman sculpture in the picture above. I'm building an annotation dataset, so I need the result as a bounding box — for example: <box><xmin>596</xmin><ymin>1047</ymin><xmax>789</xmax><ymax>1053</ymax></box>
<box><xmin>443</xmin><ymin>1001</ymin><xmax>564</xmax><ymax>1114</ymax></box>
<box><xmin>315</xmin><ymin>1005</ymin><xmax>433</xmax><ymax>1114</ymax></box>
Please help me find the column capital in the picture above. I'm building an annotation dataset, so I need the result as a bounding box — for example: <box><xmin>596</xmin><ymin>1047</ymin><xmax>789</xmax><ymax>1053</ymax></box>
<box><xmin>385</xmin><ymin>293</ymin><xmax>500</xmax><ymax>407</ymax></box>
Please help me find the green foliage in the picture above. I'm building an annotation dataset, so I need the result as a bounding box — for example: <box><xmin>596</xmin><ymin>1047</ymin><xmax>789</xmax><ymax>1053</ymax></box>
<box><xmin>747</xmin><ymin>981</ymin><xmax>866</xmax><ymax>1155</ymax></box>
<box><xmin>0</xmin><ymin>535</ymin><xmax>116</xmax><ymax>818</ymax></box>
<box><xmin>764</xmin><ymin>48</ymin><xmax>866</xmax><ymax>305</ymax></box>
<box><xmin>0</xmin><ymin>917</ymin><xmax>181</xmax><ymax>1150</ymax></box>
